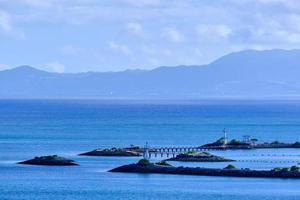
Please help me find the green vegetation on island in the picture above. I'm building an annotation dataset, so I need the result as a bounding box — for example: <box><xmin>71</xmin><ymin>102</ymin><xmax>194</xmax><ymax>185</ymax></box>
<box><xmin>155</xmin><ymin>160</ymin><xmax>173</xmax><ymax>167</ymax></box>
<box><xmin>293</xmin><ymin>141</ymin><xmax>300</xmax><ymax>146</ymax></box>
<box><xmin>137</xmin><ymin>159</ymin><xmax>151</xmax><ymax>166</ymax></box>
<box><xmin>229</xmin><ymin>139</ymin><xmax>242</xmax><ymax>145</ymax></box>
<box><xmin>271</xmin><ymin>166</ymin><xmax>300</xmax><ymax>172</ymax></box>
<box><xmin>215</xmin><ymin>137</ymin><xmax>226</xmax><ymax>145</ymax></box>
<box><xmin>224</xmin><ymin>164</ymin><xmax>237</xmax><ymax>169</ymax></box>
<box><xmin>137</xmin><ymin>159</ymin><xmax>173</xmax><ymax>167</ymax></box>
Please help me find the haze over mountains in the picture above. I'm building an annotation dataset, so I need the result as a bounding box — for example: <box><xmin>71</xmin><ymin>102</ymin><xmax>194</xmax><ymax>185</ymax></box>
<box><xmin>1</xmin><ymin>49</ymin><xmax>300</xmax><ymax>99</ymax></box>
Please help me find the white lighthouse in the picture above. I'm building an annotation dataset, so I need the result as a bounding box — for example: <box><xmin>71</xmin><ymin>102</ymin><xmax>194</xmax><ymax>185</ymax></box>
<box><xmin>143</xmin><ymin>142</ymin><xmax>150</xmax><ymax>160</ymax></box>
<box><xmin>223</xmin><ymin>129</ymin><xmax>228</xmax><ymax>145</ymax></box>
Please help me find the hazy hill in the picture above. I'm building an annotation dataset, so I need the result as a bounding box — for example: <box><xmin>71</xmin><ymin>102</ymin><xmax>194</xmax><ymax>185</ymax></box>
<box><xmin>1</xmin><ymin>49</ymin><xmax>300</xmax><ymax>99</ymax></box>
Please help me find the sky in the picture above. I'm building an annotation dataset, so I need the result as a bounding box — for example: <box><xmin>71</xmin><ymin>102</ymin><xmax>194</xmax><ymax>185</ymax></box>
<box><xmin>0</xmin><ymin>0</ymin><xmax>300</xmax><ymax>73</ymax></box>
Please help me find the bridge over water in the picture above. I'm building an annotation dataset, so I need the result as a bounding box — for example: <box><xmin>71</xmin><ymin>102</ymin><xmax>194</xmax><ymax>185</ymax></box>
<box><xmin>142</xmin><ymin>146</ymin><xmax>300</xmax><ymax>164</ymax></box>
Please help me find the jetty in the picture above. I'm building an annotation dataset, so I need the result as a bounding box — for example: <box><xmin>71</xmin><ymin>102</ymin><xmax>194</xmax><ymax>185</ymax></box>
<box><xmin>79</xmin><ymin>145</ymin><xmax>228</xmax><ymax>158</ymax></box>
<box><xmin>79</xmin><ymin>131</ymin><xmax>300</xmax><ymax>158</ymax></box>
<box><xmin>79</xmin><ymin>142</ymin><xmax>300</xmax><ymax>158</ymax></box>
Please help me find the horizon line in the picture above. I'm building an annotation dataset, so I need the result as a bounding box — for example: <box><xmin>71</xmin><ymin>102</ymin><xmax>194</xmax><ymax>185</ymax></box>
<box><xmin>2</xmin><ymin>48</ymin><xmax>299</xmax><ymax>74</ymax></box>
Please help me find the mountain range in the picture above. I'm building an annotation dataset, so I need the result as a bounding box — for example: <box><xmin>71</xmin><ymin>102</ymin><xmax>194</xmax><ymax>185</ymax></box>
<box><xmin>1</xmin><ymin>49</ymin><xmax>300</xmax><ymax>99</ymax></box>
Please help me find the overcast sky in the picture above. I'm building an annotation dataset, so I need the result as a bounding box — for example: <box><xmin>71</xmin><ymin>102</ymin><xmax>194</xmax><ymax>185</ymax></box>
<box><xmin>0</xmin><ymin>0</ymin><xmax>300</xmax><ymax>73</ymax></box>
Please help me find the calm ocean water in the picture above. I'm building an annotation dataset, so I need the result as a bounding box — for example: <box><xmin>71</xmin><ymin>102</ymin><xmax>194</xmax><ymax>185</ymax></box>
<box><xmin>1</xmin><ymin>100</ymin><xmax>300</xmax><ymax>200</ymax></box>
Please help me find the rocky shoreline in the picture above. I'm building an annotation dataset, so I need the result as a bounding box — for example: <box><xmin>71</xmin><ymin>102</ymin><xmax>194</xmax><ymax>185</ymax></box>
<box><xmin>109</xmin><ymin>160</ymin><xmax>300</xmax><ymax>179</ymax></box>
<box><xmin>18</xmin><ymin>155</ymin><xmax>78</xmax><ymax>166</ymax></box>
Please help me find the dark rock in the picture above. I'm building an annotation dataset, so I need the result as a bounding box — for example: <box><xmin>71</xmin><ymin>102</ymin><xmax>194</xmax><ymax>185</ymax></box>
<box><xmin>201</xmin><ymin>140</ymin><xmax>300</xmax><ymax>150</ymax></box>
<box><xmin>18</xmin><ymin>155</ymin><xmax>78</xmax><ymax>166</ymax></box>
<box><xmin>79</xmin><ymin>148</ymin><xmax>141</xmax><ymax>157</ymax></box>
<box><xmin>109</xmin><ymin>162</ymin><xmax>300</xmax><ymax>179</ymax></box>
<box><xmin>166</xmin><ymin>152</ymin><xmax>234</xmax><ymax>162</ymax></box>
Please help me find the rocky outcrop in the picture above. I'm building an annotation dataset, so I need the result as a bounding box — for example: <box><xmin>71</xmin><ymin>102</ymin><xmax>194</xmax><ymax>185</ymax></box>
<box><xmin>166</xmin><ymin>152</ymin><xmax>234</xmax><ymax>162</ymax></box>
<box><xmin>79</xmin><ymin>148</ymin><xmax>141</xmax><ymax>156</ymax></box>
<box><xmin>201</xmin><ymin>139</ymin><xmax>300</xmax><ymax>150</ymax></box>
<box><xmin>110</xmin><ymin>162</ymin><xmax>300</xmax><ymax>179</ymax></box>
<box><xmin>18</xmin><ymin>155</ymin><xmax>78</xmax><ymax>166</ymax></box>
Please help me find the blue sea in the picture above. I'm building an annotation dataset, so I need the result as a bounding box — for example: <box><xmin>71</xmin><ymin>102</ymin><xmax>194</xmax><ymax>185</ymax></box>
<box><xmin>1</xmin><ymin>100</ymin><xmax>300</xmax><ymax>200</ymax></box>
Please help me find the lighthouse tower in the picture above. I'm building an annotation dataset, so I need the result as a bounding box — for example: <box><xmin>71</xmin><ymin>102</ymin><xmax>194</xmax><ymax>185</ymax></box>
<box><xmin>143</xmin><ymin>142</ymin><xmax>150</xmax><ymax>160</ymax></box>
<box><xmin>223</xmin><ymin>129</ymin><xmax>228</xmax><ymax>145</ymax></box>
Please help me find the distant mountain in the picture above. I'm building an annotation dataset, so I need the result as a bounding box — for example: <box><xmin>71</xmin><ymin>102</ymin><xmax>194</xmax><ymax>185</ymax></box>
<box><xmin>2</xmin><ymin>49</ymin><xmax>300</xmax><ymax>99</ymax></box>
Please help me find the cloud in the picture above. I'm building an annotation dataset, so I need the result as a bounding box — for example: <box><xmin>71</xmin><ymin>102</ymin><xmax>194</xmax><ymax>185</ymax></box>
<box><xmin>60</xmin><ymin>45</ymin><xmax>84</xmax><ymax>56</ymax></box>
<box><xmin>163</xmin><ymin>27</ymin><xmax>185</xmax><ymax>43</ymax></box>
<box><xmin>194</xmin><ymin>48</ymin><xmax>203</xmax><ymax>57</ymax></box>
<box><xmin>0</xmin><ymin>11</ymin><xmax>11</xmax><ymax>32</ymax></box>
<box><xmin>19</xmin><ymin>0</ymin><xmax>53</xmax><ymax>8</ymax></box>
<box><xmin>257</xmin><ymin>0</ymin><xmax>300</xmax><ymax>9</ymax></box>
<box><xmin>196</xmin><ymin>24</ymin><xmax>232</xmax><ymax>40</ymax></box>
<box><xmin>1</xmin><ymin>0</ymin><xmax>300</xmax><ymax>71</ymax></box>
<box><xmin>122</xmin><ymin>0</ymin><xmax>161</xmax><ymax>6</ymax></box>
<box><xmin>0</xmin><ymin>10</ymin><xmax>25</xmax><ymax>39</ymax></box>
<box><xmin>242</xmin><ymin>13</ymin><xmax>300</xmax><ymax>44</ymax></box>
<box><xmin>109</xmin><ymin>41</ymin><xmax>131</xmax><ymax>55</ymax></box>
<box><xmin>126</xmin><ymin>22</ymin><xmax>144</xmax><ymax>36</ymax></box>
<box><xmin>45</xmin><ymin>61</ymin><xmax>65</xmax><ymax>73</ymax></box>
<box><xmin>162</xmin><ymin>49</ymin><xmax>172</xmax><ymax>56</ymax></box>
<box><xmin>142</xmin><ymin>45</ymin><xmax>172</xmax><ymax>56</ymax></box>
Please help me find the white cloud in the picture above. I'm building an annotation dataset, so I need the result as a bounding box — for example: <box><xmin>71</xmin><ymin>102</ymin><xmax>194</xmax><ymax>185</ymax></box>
<box><xmin>163</xmin><ymin>27</ymin><xmax>185</xmax><ymax>43</ymax></box>
<box><xmin>109</xmin><ymin>41</ymin><xmax>131</xmax><ymax>55</ymax></box>
<box><xmin>246</xmin><ymin>13</ymin><xmax>300</xmax><ymax>44</ymax></box>
<box><xmin>126</xmin><ymin>22</ymin><xmax>144</xmax><ymax>36</ymax></box>
<box><xmin>123</xmin><ymin>0</ymin><xmax>161</xmax><ymax>6</ymax></box>
<box><xmin>196</xmin><ymin>24</ymin><xmax>232</xmax><ymax>39</ymax></box>
<box><xmin>0</xmin><ymin>10</ymin><xmax>25</xmax><ymax>39</ymax></box>
<box><xmin>60</xmin><ymin>45</ymin><xmax>84</xmax><ymax>56</ymax></box>
<box><xmin>257</xmin><ymin>0</ymin><xmax>300</xmax><ymax>9</ymax></box>
<box><xmin>45</xmin><ymin>61</ymin><xmax>65</xmax><ymax>73</ymax></box>
<box><xmin>141</xmin><ymin>45</ymin><xmax>156</xmax><ymax>55</ymax></box>
<box><xmin>148</xmin><ymin>58</ymin><xmax>160</xmax><ymax>66</ymax></box>
<box><xmin>20</xmin><ymin>0</ymin><xmax>53</xmax><ymax>8</ymax></box>
<box><xmin>252</xmin><ymin>28</ymin><xmax>300</xmax><ymax>43</ymax></box>
<box><xmin>194</xmin><ymin>48</ymin><xmax>203</xmax><ymax>57</ymax></box>
<box><xmin>162</xmin><ymin>49</ymin><xmax>172</xmax><ymax>56</ymax></box>
<box><xmin>142</xmin><ymin>45</ymin><xmax>172</xmax><ymax>56</ymax></box>
<box><xmin>0</xmin><ymin>11</ymin><xmax>11</xmax><ymax>32</ymax></box>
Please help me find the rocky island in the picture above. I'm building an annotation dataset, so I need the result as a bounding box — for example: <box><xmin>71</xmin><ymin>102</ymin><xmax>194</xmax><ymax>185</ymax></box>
<box><xmin>110</xmin><ymin>159</ymin><xmax>300</xmax><ymax>179</ymax></box>
<box><xmin>166</xmin><ymin>151</ymin><xmax>234</xmax><ymax>162</ymax></box>
<box><xmin>79</xmin><ymin>147</ymin><xmax>141</xmax><ymax>156</ymax></box>
<box><xmin>18</xmin><ymin>155</ymin><xmax>78</xmax><ymax>166</ymax></box>
<box><xmin>201</xmin><ymin>137</ymin><xmax>300</xmax><ymax>150</ymax></box>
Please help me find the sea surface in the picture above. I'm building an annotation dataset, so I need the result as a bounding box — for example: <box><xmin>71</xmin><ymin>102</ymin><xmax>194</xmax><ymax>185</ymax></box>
<box><xmin>1</xmin><ymin>99</ymin><xmax>300</xmax><ymax>200</ymax></box>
